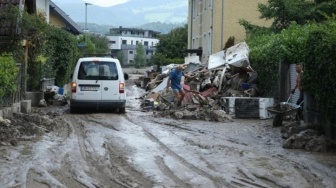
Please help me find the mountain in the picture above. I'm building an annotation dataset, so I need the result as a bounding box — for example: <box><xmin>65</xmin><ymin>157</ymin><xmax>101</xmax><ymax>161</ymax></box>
<box><xmin>53</xmin><ymin>0</ymin><xmax>188</xmax><ymax>27</ymax></box>
<box><xmin>76</xmin><ymin>22</ymin><xmax>184</xmax><ymax>35</ymax></box>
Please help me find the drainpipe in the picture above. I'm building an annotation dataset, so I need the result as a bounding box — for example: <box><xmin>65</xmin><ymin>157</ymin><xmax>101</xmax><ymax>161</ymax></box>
<box><xmin>221</xmin><ymin>0</ymin><xmax>224</xmax><ymax>50</ymax></box>
<box><xmin>211</xmin><ymin>0</ymin><xmax>213</xmax><ymax>55</ymax></box>
<box><xmin>189</xmin><ymin>0</ymin><xmax>193</xmax><ymax>51</ymax></box>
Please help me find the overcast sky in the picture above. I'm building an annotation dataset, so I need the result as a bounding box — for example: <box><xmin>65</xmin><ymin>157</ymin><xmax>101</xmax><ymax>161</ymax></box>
<box><xmin>53</xmin><ymin>0</ymin><xmax>131</xmax><ymax>7</ymax></box>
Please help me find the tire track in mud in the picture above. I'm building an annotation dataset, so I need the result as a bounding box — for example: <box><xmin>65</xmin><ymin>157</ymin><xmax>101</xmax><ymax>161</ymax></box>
<box><xmin>124</xmin><ymin>115</ymin><xmax>233</xmax><ymax>188</ymax></box>
<box><xmin>155</xmin><ymin>156</ymin><xmax>193</xmax><ymax>188</ymax></box>
<box><xmin>275</xmin><ymin>155</ymin><xmax>326</xmax><ymax>187</ymax></box>
<box><xmin>127</xmin><ymin>115</ymin><xmax>281</xmax><ymax>188</ymax></box>
<box><xmin>105</xmin><ymin>144</ymin><xmax>154</xmax><ymax>188</ymax></box>
<box><xmin>83</xmin><ymin>114</ymin><xmax>120</xmax><ymax>131</ymax></box>
<box><xmin>69</xmin><ymin>114</ymin><xmax>154</xmax><ymax>188</ymax></box>
<box><xmin>149</xmin><ymin>118</ymin><xmax>195</xmax><ymax>132</ymax></box>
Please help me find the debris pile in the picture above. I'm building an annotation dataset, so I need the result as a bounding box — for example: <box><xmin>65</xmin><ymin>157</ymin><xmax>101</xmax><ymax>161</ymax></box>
<box><xmin>43</xmin><ymin>86</ymin><xmax>68</xmax><ymax>107</ymax></box>
<box><xmin>136</xmin><ymin>42</ymin><xmax>263</xmax><ymax>121</ymax></box>
<box><xmin>0</xmin><ymin>111</ymin><xmax>60</xmax><ymax>146</ymax></box>
<box><xmin>281</xmin><ymin>122</ymin><xmax>336</xmax><ymax>152</ymax></box>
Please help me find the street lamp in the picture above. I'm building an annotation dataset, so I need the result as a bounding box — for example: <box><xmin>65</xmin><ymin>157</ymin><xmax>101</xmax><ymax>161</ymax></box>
<box><xmin>85</xmin><ymin>3</ymin><xmax>92</xmax><ymax>33</ymax></box>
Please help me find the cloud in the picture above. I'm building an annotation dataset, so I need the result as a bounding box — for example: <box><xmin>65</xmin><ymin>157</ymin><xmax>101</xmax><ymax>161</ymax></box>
<box><xmin>83</xmin><ymin>0</ymin><xmax>130</xmax><ymax>7</ymax></box>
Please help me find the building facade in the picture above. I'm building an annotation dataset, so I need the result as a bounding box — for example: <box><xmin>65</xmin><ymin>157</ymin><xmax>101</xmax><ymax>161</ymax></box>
<box><xmin>107</xmin><ymin>27</ymin><xmax>160</xmax><ymax>65</ymax></box>
<box><xmin>188</xmin><ymin>0</ymin><xmax>271</xmax><ymax>63</ymax></box>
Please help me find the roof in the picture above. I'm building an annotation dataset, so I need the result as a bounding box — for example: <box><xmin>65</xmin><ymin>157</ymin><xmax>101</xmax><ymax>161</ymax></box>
<box><xmin>111</xmin><ymin>27</ymin><xmax>160</xmax><ymax>34</ymax></box>
<box><xmin>49</xmin><ymin>1</ymin><xmax>82</xmax><ymax>35</ymax></box>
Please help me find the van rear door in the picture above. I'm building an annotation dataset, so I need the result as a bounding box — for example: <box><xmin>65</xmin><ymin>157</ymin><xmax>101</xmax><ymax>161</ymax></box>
<box><xmin>99</xmin><ymin>61</ymin><xmax>120</xmax><ymax>101</ymax></box>
<box><xmin>75</xmin><ymin>61</ymin><xmax>102</xmax><ymax>101</ymax></box>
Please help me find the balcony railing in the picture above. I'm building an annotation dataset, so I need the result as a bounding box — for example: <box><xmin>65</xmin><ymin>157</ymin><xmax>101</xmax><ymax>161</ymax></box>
<box><xmin>121</xmin><ymin>44</ymin><xmax>157</xmax><ymax>51</ymax></box>
<box><xmin>109</xmin><ymin>34</ymin><xmax>158</xmax><ymax>38</ymax></box>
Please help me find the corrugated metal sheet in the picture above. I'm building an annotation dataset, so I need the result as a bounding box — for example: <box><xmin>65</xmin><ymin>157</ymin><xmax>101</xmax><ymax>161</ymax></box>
<box><xmin>289</xmin><ymin>64</ymin><xmax>300</xmax><ymax>103</ymax></box>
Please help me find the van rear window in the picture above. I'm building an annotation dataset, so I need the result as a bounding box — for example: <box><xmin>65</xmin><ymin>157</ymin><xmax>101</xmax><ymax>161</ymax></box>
<box><xmin>78</xmin><ymin>61</ymin><xmax>118</xmax><ymax>80</ymax></box>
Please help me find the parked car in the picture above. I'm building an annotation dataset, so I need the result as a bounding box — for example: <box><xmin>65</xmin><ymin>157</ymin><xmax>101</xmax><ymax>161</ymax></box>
<box><xmin>70</xmin><ymin>57</ymin><xmax>128</xmax><ymax>113</ymax></box>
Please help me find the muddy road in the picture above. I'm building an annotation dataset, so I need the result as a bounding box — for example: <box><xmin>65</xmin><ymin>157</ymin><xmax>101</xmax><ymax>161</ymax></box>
<box><xmin>0</xmin><ymin>84</ymin><xmax>336</xmax><ymax>188</ymax></box>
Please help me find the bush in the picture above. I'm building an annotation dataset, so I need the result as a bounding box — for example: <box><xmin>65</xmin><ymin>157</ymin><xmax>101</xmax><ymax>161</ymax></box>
<box><xmin>303</xmin><ymin>23</ymin><xmax>336</xmax><ymax>119</ymax></box>
<box><xmin>0</xmin><ymin>55</ymin><xmax>18</xmax><ymax>99</ymax></box>
<box><xmin>248</xmin><ymin>23</ymin><xmax>315</xmax><ymax>97</ymax></box>
<box><xmin>248</xmin><ymin>19</ymin><xmax>336</xmax><ymax>118</ymax></box>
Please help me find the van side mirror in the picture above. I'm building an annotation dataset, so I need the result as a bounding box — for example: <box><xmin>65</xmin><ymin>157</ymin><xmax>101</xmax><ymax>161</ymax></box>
<box><xmin>124</xmin><ymin>73</ymin><xmax>129</xmax><ymax>80</ymax></box>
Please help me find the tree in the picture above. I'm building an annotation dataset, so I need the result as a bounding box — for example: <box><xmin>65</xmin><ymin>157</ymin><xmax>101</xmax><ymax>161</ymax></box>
<box><xmin>43</xmin><ymin>27</ymin><xmax>79</xmax><ymax>86</ymax></box>
<box><xmin>89</xmin><ymin>34</ymin><xmax>109</xmax><ymax>54</ymax></box>
<box><xmin>156</xmin><ymin>24</ymin><xmax>188</xmax><ymax>59</ymax></box>
<box><xmin>152</xmin><ymin>24</ymin><xmax>188</xmax><ymax>66</ymax></box>
<box><xmin>116</xmin><ymin>51</ymin><xmax>125</xmax><ymax>65</ymax></box>
<box><xmin>240</xmin><ymin>0</ymin><xmax>336</xmax><ymax>33</ymax></box>
<box><xmin>134</xmin><ymin>43</ymin><xmax>146</xmax><ymax>67</ymax></box>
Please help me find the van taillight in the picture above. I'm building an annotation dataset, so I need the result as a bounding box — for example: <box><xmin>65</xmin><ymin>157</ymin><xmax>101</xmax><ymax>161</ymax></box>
<box><xmin>119</xmin><ymin>83</ymin><xmax>125</xmax><ymax>93</ymax></box>
<box><xmin>71</xmin><ymin>82</ymin><xmax>77</xmax><ymax>93</ymax></box>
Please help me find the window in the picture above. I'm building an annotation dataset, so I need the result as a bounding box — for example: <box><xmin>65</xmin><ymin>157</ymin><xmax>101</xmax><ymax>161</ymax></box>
<box><xmin>144</xmin><ymin>41</ymin><xmax>148</xmax><ymax>46</ymax></box>
<box><xmin>129</xmin><ymin>60</ymin><xmax>134</xmax><ymax>64</ymax></box>
<box><xmin>131</xmin><ymin>40</ymin><xmax>133</xmax><ymax>45</ymax></box>
<box><xmin>109</xmin><ymin>40</ymin><xmax>116</xmax><ymax>44</ymax></box>
<box><xmin>129</xmin><ymin>51</ymin><xmax>133</xmax><ymax>54</ymax></box>
<box><xmin>122</xmin><ymin>40</ymin><xmax>127</xmax><ymax>44</ymax></box>
<box><xmin>78</xmin><ymin>61</ymin><xmax>118</xmax><ymax>80</ymax></box>
<box><xmin>136</xmin><ymin>41</ymin><xmax>139</xmax><ymax>45</ymax></box>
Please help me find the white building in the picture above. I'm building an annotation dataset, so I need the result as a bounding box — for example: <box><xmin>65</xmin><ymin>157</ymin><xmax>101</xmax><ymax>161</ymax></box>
<box><xmin>106</xmin><ymin>27</ymin><xmax>160</xmax><ymax>65</ymax></box>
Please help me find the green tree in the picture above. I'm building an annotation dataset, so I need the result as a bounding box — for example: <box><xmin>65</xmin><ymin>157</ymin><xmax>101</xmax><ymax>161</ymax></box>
<box><xmin>135</xmin><ymin>43</ymin><xmax>146</xmax><ymax>67</ymax></box>
<box><xmin>43</xmin><ymin>27</ymin><xmax>79</xmax><ymax>86</ymax></box>
<box><xmin>240</xmin><ymin>0</ymin><xmax>336</xmax><ymax>33</ymax></box>
<box><xmin>116</xmin><ymin>51</ymin><xmax>125</xmax><ymax>65</ymax></box>
<box><xmin>89</xmin><ymin>34</ymin><xmax>109</xmax><ymax>54</ymax></box>
<box><xmin>78</xmin><ymin>34</ymin><xmax>96</xmax><ymax>57</ymax></box>
<box><xmin>152</xmin><ymin>24</ymin><xmax>188</xmax><ymax>66</ymax></box>
<box><xmin>156</xmin><ymin>24</ymin><xmax>188</xmax><ymax>58</ymax></box>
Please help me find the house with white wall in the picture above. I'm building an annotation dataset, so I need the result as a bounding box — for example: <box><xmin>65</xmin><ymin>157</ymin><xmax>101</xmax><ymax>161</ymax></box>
<box><xmin>107</xmin><ymin>27</ymin><xmax>160</xmax><ymax>65</ymax></box>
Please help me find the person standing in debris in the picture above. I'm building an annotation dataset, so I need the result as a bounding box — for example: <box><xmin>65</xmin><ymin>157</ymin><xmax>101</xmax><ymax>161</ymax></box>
<box><xmin>291</xmin><ymin>63</ymin><xmax>304</xmax><ymax>119</ymax></box>
<box><xmin>166</xmin><ymin>65</ymin><xmax>193</xmax><ymax>107</ymax></box>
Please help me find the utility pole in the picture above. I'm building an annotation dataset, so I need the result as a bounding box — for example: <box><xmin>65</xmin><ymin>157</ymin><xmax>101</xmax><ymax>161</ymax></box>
<box><xmin>85</xmin><ymin>3</ymin><xmax>92</xmax><ymax>38</ymax></box>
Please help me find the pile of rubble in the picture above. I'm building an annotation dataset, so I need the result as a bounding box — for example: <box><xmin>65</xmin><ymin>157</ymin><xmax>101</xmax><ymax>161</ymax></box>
<box><xmin>281</xmin><ymin>122</ymin><xmax>336</xmax><ymax>152</ymax></box>
<box><xmin>0</xmin><ymin>111</ymin><xmax>60</xmax><ymax>146</ymax></box>
<box><xmin>137</xmin><ymin>42</ymin><xmax>262</xmax><ymax>121</ymax></box>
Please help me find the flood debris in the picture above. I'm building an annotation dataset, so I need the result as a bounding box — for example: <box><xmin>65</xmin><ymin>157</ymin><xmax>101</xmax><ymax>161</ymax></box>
<box><xmin>135</xmin><ymin>42</ymin><xmax>271</xmax><ymax>122</ymax></box>
<box><xmin>281</xmin><ymin>122</ymin><xmax>336</xmax><ymax>152</ymax></box>
<box><xmin>0</xmin><ymin>110</ymin><xmax>60</xmax><ymax>146</ymax></box>
<box><xmin>44</xmin><ymin>86</ymin><xmax>68</xmax><ymax>106</ymax></box>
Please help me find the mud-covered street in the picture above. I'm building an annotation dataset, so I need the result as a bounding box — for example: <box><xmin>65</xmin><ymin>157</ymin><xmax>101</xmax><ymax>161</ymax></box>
<box><xmin>0</xmin><ymin>83</ymin><xmax>336</xmax><ymax>188</ymax></box>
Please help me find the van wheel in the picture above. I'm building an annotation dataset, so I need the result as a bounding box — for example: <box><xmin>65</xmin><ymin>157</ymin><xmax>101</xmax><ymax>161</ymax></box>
<box><xmin>119</xmin><ymin>107</ymin><xmax>126</xmax><ymax>114</ymax></box>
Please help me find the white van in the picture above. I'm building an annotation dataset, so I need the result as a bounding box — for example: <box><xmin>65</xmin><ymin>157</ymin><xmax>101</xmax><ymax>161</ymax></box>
<box><xmin>70</xmin><ymin>57</ymin><xmax>128</xmax><ymax>113</ymax></box>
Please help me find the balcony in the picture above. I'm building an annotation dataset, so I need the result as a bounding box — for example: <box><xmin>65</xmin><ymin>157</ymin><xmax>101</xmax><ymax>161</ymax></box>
<box><xmin>109</xmin><ymin>34</ymin><xmax>158</xmax><ymax>38</ymax></box>
<box><xmin>121</xmin><ymin>44</ymin><xmax>157</xmax><ymax>51</ymax></box>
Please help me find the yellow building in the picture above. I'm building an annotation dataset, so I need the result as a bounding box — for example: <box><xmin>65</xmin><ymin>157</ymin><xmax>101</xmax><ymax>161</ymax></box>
<box><xmin>188</xmin><ymin>0</ymin><xmax>271</xmax><ymax>63</ymax></box>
